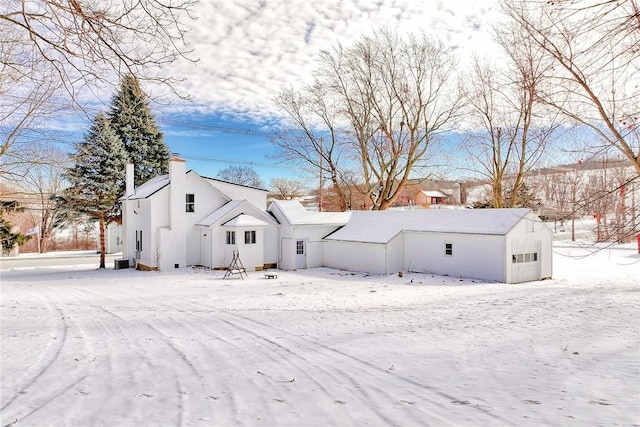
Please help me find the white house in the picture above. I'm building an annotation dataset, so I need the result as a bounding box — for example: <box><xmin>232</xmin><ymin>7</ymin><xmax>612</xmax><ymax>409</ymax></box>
<box><xmin>121</xmin><ymin>159</ymin><xmax>552</xmax><ymax>283</ymax></box>
<box><xmin>120</xmin><ymin>156</ymin><xmax>279</xmax><ymax>271</ymax></box>
<box><xmin>322</xmin><ymin>208</ymin><xmax>553</xmax><ymax>283</ymax></box>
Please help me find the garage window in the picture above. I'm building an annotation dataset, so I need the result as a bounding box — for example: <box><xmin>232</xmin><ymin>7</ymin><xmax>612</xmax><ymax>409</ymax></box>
<box><xmin>512</xmin><ymin>252</ymin><xmax>538</xmax><ymax>263</ymax></box>
<box><xmin>445</xmin><ymin>242</ymin><xmax>453</xmax><ymax>256</ymax></box>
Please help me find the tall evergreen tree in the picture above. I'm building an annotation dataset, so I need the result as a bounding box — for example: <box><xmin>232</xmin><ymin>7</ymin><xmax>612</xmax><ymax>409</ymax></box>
<box><xmin>109</xmin><ymin>74</ymin><xmax>169</xmax><ymax>187</ymax></box>
<box><xmin>64</xmin><ymin>112</ymin><xmax>128</xmax><ymax>268</ymax></box>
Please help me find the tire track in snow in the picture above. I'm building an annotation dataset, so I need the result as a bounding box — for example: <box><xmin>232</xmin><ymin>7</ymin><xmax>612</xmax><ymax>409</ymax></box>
<box><xmin>229</xmin><ymin>312</ymin><xmax>512</xmax><ymax>425</ymax></box>
<box><xmin>0</xmin><ymin>282</ymin><xmax>94</xmax><ymax>426</ymax></box>
<box><xmin>217</xmin><ymin>312</ymin><xmax>402</xmax><ymax>426</ymax></box>
<box><xmin>72</xmin><ymin>295</ymin><xmax>191</xmax><ymax>427</ymax></box>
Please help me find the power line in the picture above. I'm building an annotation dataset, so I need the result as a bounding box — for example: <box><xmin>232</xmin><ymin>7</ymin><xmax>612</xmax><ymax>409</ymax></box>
<box><xmin>180</xmin><ymin>154</ymin><xmax>283</xmax><ymax>169</ymax></box>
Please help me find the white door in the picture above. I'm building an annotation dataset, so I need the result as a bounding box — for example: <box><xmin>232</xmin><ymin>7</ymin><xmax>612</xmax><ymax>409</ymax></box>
<box><xmin>295</xmin><ymin>239</ymin><xmax>306</xmax><ymax>269</ymax></box>
<box><xmin>511</xmin><ymin>240</ymin><xmax>541</xmax><ymax>283</ymax></box>
<box><xmin>200</xmin><ymin>228</ymin><xmax>212</xmax><ymax>267</ymax></box>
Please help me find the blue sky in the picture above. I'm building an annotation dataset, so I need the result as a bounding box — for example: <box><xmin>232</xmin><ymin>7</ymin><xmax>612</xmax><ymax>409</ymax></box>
<box><xmin>56</xmin><ymin>0</ymin><xmax>503</xmax><ymax>186</ymax></box>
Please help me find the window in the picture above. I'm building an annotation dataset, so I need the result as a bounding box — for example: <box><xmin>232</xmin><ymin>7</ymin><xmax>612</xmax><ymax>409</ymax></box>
<box><xmin>445</xmin><ymin>242</ymin><xmax>453</xmax><ymax>256</ymax></box>
<box><xmin>512</xmin><ymin>252</ymin><xmax>539</xmax><ymax>263</ymax></box>
<box><xmin>245</xmin><ymin>230</ymin><xmax>256</xmax><ymax>244</ymax></box>
<box><xmin>226</xmin><ymin>231</ymin><xmax>235</xmax><ymax>245</ymax></box>
<box><xmin>135</xmin><ymin>230</ymin><xmax>142</xmax><ymax>251</ymax></box>
<box><xmin>296</xmin><ymin>240</ymin><xmax>304</xmax><ymax>255</ymax></box>
<box><xmin>186</xmin><ymin>194</ymin><xmax>195</xmax><ymax>212</ymax></box>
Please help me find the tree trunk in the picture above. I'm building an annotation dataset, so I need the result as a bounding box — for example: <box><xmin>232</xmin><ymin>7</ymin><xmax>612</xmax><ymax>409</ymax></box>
<box><xmin>99</xmin><ymin>215</ymin><xmax>106</xmax><ymax>269</ymax></box>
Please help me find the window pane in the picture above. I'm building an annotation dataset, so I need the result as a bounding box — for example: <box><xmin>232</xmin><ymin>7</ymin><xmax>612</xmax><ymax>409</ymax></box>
<box><xmin>185</xmin><ymin>194</ymin><xmax>195</xmax><ymax>212</ymax></box>
<box><xmin>445</xmin><ymin>243</ymin><xmax>453</xmax><ymax>256</ymax></box>
<box><xmin>525</xmin><ymin>253</ymin><xmax>531</xmax><ymax>262</ymax></box>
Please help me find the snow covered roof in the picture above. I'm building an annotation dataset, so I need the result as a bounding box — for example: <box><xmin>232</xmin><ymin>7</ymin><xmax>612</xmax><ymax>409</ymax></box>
<box><xmin>124</xmin><ymin>174</ymin><xmax>169</xmax><ymax>200</ymax></box>
<box><xmin>222</xmin><ymin>214</ymin><xmax>269</xmax><ymax>227</ymax></box>
<box><xmin>269</xmin><ymin>200</ymin><xmax>351</xmax><ymax>226</ymax></box>
<box><xmin>419</xmin><ymin>190</ymin><xmax>448</xmax><ymax>198</ymax></box>
<box><xmin>197</xmin><ymin>200</ymin><xmax>276</xmax><ymax>227</ymax></box>
<box><xmin>324</xmin><ymin>208</ymin><xmax>531</xmax><ymax>243</ymax></box>
<box><xmin>196</xmin><ymin>200</ymin><xmax>244</xmax><ymax>226</ymax></box>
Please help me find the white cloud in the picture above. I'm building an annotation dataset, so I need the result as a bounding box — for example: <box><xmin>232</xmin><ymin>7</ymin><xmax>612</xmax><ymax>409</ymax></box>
<box><xmin>163</xmin><ymin>0</ymin><xmax>502</xmax><ymax>122</ymax></box>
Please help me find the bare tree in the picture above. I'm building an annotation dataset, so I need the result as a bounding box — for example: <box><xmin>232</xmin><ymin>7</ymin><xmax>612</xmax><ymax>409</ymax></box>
<box><xmin>272</xmin><ymin>30</ymin><xmax>464</xmax><ymax>210</ymax></box>
<box><xmin>5</xmin><ymin>144</ymin><xmax>69</xmax><ymax>253</ymax></box>
<box><xmin>269</xmin><ymin>178</ymin><xmax>306</xmax><ymax>200</ymax></box>
<box><xmin>271</xmin><ymin>85</ymin><xmax>355</xmax><ymax>211</ymax></box>
<box><xmin>1</xmin><ymin>0</ymin><xmax>196</xmax><ymax>169</ymax></box>
<box><xmin>464</xmin><ymin>25</ymin><xmax>558</xmax><ymax>208</ymax></box>
<box><xmin>217</xmin><ymin>166</ymin><xmax>265</xmax><ymax>189</ymax></box>
<box><xmin>502</xmin><ymin>0</ymin><xmax>640</xmax><ymax>175</ymax></box>
<box><xmin>325</xmin><ymin>30</ymin><xmax>464</xmax><ymax>210</ymax></box>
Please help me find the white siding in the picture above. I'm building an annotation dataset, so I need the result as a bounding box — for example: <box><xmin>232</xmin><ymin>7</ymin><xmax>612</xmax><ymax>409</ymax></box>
<box><xmin>324</xmin><ymin>241</ymin><xmax>387</xmax><ymax>274</ymax></box>
<box><xmin>504</xmin><ymin>213</ymin><xmax>553</xmax><ymax>283</ymax></box>
<box><xmin>404</xmin><ymin>232</ymin><xmax>506</xmax><ymax>282</ymax></box>
<box><xmin>386</xmin><ymin>233</ymin><xmax>404</xmax><ymax>274</ymax></box>
<box><xmin>210</xmin><ymin>179</ymin><xmax>267</xmax><ymax>208</ymax></box>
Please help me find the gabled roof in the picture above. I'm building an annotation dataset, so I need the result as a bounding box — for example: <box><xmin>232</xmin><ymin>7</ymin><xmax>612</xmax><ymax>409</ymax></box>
<box><xmin>201</xmin><ymin>175</ymin><xmax>269</xmax><ymax>192</ymax></box>
<box><xmin>124</xmin><ymin>174</ymin><xmax>169</xmax><ymax>200</ymax></box>
<box><xmin>122</xmin><ymin>170</ymin><xmax>233</xmax><ymax>202</ymax></box>
<box><xmin>197</xmin><ymin>200</ymin><xmax>277</xmax><ymax>227</ymax></box>
<box><xmin>419</xmin><ymin>190</ymin><xmax>448</xmax><ymax>198</ymax></box>
<box><xmin>222</xmin><ymin>214</ymin><xmax>269</xmax><ymax>227</ymax></box>
<box><xmin>324</xmin><ymin>208</ymin><xmax>531</xmax><ymax>243</ymax></box>
<box><xmin>269</xmin><ymin>200</ymin><xmax>351</xmax><ymax>226</ymax></box>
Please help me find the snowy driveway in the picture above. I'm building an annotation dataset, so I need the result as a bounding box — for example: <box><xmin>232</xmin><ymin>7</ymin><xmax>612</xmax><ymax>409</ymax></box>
<box><xmin>1</xmin><ymin>244</ymin><xmax>639</xmax><ymax>426</ymax></box>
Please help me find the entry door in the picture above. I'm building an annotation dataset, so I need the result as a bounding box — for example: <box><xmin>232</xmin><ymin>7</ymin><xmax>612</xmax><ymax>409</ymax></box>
<box><xmin>200</xmin><ymin>228</ymin><xmax>212</xmax><ymax>267</ymax></box>
<box><xmin>295</xmin><ymin>240</ymin><xmax>306</xmax><ymax>269</ymax></box>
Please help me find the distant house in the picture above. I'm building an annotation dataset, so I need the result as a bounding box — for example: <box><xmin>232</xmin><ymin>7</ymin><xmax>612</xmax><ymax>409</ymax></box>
<box><xmin>121</xmin><ymin>158</ymin><xmax>552</xmax><ymax>283</ymax></box>
<box><xmin>415</xmin><ymin>190</ymin><xmax>449</xmax><ymax>207</ymax></box>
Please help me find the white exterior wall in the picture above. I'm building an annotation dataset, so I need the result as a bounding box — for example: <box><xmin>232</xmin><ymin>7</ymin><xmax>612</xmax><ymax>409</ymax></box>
<box><xmin>212</xmin><ymin>227</ymin><xmax>228</xmax><ymax>268</ymax></box>
<box><xmin>504</xmin><ymin>213</ymin><xmax>553</xmax><ymax>283</ymax></box>
<box><xmin>211</xmin><ymin>180</ymin><xmax>267</xmax><ymax>208</ymax></box>
<box><xmin>184</xmin><ymin>175</ymin><xmax>229</xmax><ymax>266</ymax></box>
<box><xmin>277</xmin><ymin>225</ymin><xmax>339</xmax><ymax>270</ymax></box>
<box><xmin>147</xmin><ymin>192</ymin><xmax>169</xmax><ymax>269</ymax></box>
<box><xmin>323</xmin><ymin>241</ymin><xmax>388</xmax><ymax>274</ymax></box>
<box><xmin>386</xmin><ymin>234</ymin><xmax>404</xmax><ymax>274</ymax></box>
<box><xmin>105</xmin><ymin>224</ymin><xmax>123</xmax><ymax>254</ymax></box>
<box><xmin>404</xmin><ymin>232</ymin><xmax>506</xmax><ymax>282</ymax></box>
<box><xmin>237</xmin><ymin>227</ymin><xmax>265</xmax><ymax>271</ymax></box>
<box><xmin>263</xmin><ymin>225</ymin><xmax>279</xmax><ymax>266</ymax></box>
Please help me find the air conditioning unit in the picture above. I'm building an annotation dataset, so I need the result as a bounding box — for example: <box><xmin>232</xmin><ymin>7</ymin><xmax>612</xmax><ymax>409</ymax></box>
<box><xmin>114</xmin><ymin>259</ymin><xmax>130</xmax><ymax>270</ymax></box>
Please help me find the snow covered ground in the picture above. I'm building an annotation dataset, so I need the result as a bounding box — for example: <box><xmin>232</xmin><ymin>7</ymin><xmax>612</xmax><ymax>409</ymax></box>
<box><xmin>1</xmin><ymin>241</ymin><xmax>639</xmax><ymax>426</ymax></box>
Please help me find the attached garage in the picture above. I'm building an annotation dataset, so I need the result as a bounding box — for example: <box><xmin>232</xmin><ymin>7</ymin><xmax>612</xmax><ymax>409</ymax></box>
<box><xmin>323</xmin><ymin>208</ymin><xmax>552</xmax><ymax>283</ymax></box>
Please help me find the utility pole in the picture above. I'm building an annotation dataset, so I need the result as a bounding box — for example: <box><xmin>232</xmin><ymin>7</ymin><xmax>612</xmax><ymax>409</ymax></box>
<box><xmin>319</xmin><ymin>137</ymin><xmax>323</xmax><ymax>212</ymax></box>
